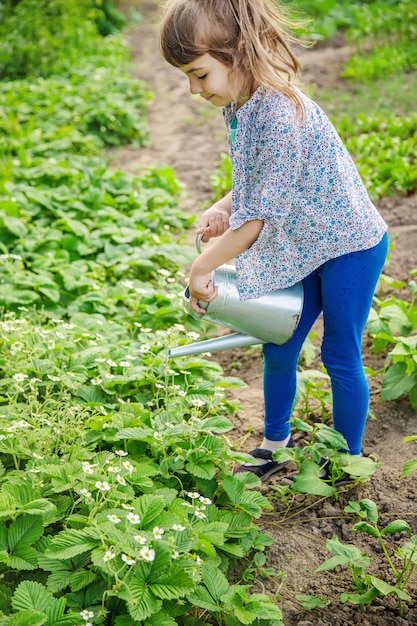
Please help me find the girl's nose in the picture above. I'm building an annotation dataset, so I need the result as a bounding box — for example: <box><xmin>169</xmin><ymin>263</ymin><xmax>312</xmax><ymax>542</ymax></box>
<box><xmin>189</xmin><ymin>76</ymin><xmax>202</xmax><ymax>94</ymax></box>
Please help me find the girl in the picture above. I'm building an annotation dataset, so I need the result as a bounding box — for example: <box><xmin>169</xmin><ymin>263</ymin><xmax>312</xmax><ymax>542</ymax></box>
<box><xmin>159</xmin><ymin>0</ymin><xmax>388</xmax><ymax>481</ymax></box>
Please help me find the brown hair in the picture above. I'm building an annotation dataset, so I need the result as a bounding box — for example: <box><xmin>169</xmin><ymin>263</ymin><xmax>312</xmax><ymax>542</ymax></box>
<box><xmin>159</xmin><ymin>0</ymin><xmax>308</xmax><ymax>114</ymax></box>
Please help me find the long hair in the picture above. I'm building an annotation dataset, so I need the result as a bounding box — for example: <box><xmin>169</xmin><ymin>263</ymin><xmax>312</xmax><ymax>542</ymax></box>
<box><xmin>159</xmin><ymin>0</ymin><xmax>308</xmax><ymax>115</ymax></box>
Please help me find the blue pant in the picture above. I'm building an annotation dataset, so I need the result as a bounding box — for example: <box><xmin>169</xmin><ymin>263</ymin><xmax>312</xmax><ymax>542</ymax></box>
<box><xmin>262</xmin><ymin>232</ymin><xmax>388</xmax><ymax>455</ymax></box>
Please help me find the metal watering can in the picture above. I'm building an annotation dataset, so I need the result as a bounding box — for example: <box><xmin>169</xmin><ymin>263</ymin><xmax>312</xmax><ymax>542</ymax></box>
<box><xmin>168</xmin><ymin>235</ymin><xmax>304</xmax><ymax>358</ymax></box>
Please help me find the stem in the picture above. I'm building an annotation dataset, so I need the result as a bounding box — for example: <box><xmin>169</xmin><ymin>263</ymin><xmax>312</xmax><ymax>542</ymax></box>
<box><xmin>377</xmin><ymin>532</ymin><xmax>398</xmax><ymax>578</ymax></box>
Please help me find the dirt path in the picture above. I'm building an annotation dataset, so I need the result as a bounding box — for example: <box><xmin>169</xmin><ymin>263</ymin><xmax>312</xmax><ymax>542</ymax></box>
<box><xmin>112</xmin><ymin>3</ymin><xmax>417</xmax><ymax>625</ymax></box>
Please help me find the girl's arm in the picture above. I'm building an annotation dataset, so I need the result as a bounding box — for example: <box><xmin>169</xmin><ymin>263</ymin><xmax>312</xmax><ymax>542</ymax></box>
<box><xmin>189</xmin><ymin>218</ymin><xmax>263</xmax><ymax>313</ymax></box>
<box><xmin>197</xmin><ymin>191</ymin><xmax>232</xmax><ymax>241</ymax></box>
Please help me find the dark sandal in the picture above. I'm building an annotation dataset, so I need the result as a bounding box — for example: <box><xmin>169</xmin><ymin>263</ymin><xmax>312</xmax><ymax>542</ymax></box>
<box><xmin>281</xmin><ymin>456</ymin><xmax>353</xmax><ymax>488</ymax></box>
<box><xmin>234</xmin><ymin>437</ymin><xmax>296</xmax><ymax>482</ymax></box>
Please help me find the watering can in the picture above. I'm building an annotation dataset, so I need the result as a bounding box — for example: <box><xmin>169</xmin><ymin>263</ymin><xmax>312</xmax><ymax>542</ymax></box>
<box><xmin>168</xmin><ymin>235</ymin><xmax>304</xmax><ymax>358</ymax></box>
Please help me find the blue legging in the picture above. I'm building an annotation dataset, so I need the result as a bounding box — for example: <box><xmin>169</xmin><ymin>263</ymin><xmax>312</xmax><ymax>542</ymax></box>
<box><xmin>262</xmin><ymin>232</ymin><xmax>388</xmax><ymax>455</ymax></box>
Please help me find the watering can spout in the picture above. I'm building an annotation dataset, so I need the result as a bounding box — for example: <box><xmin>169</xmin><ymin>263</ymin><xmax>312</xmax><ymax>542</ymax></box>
<box><xmin>168</xmin><ymin>332</ymin><xmax>263</xmax><ymax>359</ymax></box>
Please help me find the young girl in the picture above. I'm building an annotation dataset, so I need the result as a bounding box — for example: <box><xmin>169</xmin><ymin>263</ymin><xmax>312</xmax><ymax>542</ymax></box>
<box><xmin>159</xmin><ymin>0</ymin><xmax>388</xmax><ymax>481</ymax></box>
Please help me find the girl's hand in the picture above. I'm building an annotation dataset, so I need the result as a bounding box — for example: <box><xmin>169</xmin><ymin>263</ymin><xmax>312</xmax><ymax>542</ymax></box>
<box><xmin>197</xmin><ymin>207</ymin><xmax>230</xmax><ymax>242</ymax></box>
<box><xmin>188</xmin><ymin>267</ymin><xmax>218</xmax><ymax>314</ymax></box>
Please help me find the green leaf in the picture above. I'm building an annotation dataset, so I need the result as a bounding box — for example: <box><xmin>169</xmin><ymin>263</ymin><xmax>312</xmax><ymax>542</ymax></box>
<box><xmin>9</xmin><ymin>545</ymin><xmax>38</xmax><ymax>571</ymax></box>
<box><xmin>316</xmin><ymin>424</ymin><xmax>348</xmax><ymax>449</ymax></box>
<box><xmin>291</xmin><ymin>460</ymin><xmax>335</xmax><ymax>497</ymax></box>
<box><xmin>341</xmin><ymin>456</ymin><xmax>379</xmax><ymax>478</ymax></box>
<box><xmin>8</xmin><ymin>516</ymin><xmax>44</xmax><ymax>551</ymax></box>
<box><xmin>400</xmin><ymin>459</ymin><xmax>417</xmax><ymax>478</ymax></box>
<box><xmin>46</xmin><ymin>571</ymin><xmax>71</xmax><ymax>594</ymax></box>
<box><xmin>295</xmin><ymin>594</ymin><xmax>329</xmax><ymax>609</ymax></box>
<box><xmin>341</xmin><ymin>587</ymin><xmax>379</xmax><ymax>605</ymax></box>
<box><xmin>185</xmin><ymin>461</ymin><xmax>216</xmax><ymax>480</ymax></box>
<box><xmin>8</xmin><ymin>611</ymin><xmax>47</xmax><ymax>626</ymax></box>
<box><xmin>45</xmin><ymin>529</ymin><xmax>98</xmax><ymax>560</ymax></box>
<box><xmin>119</xmin><ymin>579</ymin><xmax>162</xmax><ymax>622</ymax></box>
<box><xmin>3</xmin><ymin>216</ymin><xmax>28</xmax><ymax>238</ymax></box>
<box><xmin>381</xmin><ymin>520</ymin><xmax>411</xmax><ymax>536</ymax></box>
<box><xmin>352</xmin><ymin>522</ymin><xmax>379</xmax><ymax>537</ymax></box>
<box><xmin>143</xmin><ymin>613</ymin><xmax>178</xmax><ymax>626</ymax></box>
<box><xmin>198</xmin><ymin>416</ymin><xmax>233</xmax><ymax>433</ymax></box>
<box><xmin>135</xmin><ymin>495</ymin><xmax>166</xmax><ymax>528</ymax></box>
<box><xmin>369</xmin><ymin>576</ymin><xmax>411</xmax><ymax>600</ymax></box>
<box><xmin>201</xmin><ymin>564</ymin><xmax>229</xmax><ymax>600</ymax></box>
<box><xmin>11</xmin><ymin>581</ymin><xmax>55</xmax><ymax>614</ymax></box>
<box><xmin>150</xmin><ymin>567</ymin><xmax>194</xmax><ymax>600</ymax></box>
<box><xmin>359</xmin><ymin>499</ymin><xmax>379</xmax><ymax>523</ymax></box>
<box><xmin>186</xmin><ymin>586</ymin><xmax>223</xmax><ymax>613</ymax></box>
<box><xmin>381</xmin><ymin>362</ymin><xmax>416</xmax><ymax>401</ymax></box>
<box><xmin>316</xmin><ymin>555</ymin><xmax>350</xmax><ymax>572</ymax></box>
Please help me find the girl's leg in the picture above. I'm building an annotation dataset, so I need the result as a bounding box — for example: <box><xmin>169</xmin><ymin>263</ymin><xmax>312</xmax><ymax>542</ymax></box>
<box><xmin>262</xmin><ymin>272</ymin><xmax>323</xmax><ymax>441</ymax></box>
<box><xmin>320</xmin><ymin>233</ymin><xmax>388</xmax><ymax>454</ymax></box>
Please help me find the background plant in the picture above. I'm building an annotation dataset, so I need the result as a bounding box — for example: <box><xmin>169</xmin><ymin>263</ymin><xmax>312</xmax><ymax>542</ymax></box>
<box><xmin>317</xmin><ymin>498</ymin><xmax>417</xmax><ymax>617</ymax></box>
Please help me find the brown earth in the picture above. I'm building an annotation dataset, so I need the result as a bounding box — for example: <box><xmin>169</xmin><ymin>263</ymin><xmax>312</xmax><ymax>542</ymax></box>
<box><xmin>113</xmin><ymin>2</ymin><xmax>417</xmax><ymax>624</ymax></box>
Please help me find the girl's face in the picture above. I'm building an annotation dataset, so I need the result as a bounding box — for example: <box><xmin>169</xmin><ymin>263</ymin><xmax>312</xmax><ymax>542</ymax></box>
<box><xmin>180</xmin><ymin>53</ymin><xmax>246</xmax><ymax>107</ymax></box>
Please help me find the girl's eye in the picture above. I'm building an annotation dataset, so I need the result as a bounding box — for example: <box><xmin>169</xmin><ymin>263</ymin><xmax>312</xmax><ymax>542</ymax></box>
<box><xmin>197</xmin><ymin>74</ymin><xmax>207</xmax><ymax>80</ymax></box>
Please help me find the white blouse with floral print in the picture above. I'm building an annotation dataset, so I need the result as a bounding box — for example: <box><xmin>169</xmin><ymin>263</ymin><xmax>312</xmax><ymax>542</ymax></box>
<box><xmin>223</xmin><ymin>87</ymin><xmax>388</xmax><ymax>300</ymax></box>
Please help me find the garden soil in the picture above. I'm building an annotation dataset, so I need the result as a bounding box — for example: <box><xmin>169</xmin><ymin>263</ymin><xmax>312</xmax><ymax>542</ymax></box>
<box><xmin>113</xmin><ymin>3</ymin><xmax>417</xmax><ymax>624</ymax></box>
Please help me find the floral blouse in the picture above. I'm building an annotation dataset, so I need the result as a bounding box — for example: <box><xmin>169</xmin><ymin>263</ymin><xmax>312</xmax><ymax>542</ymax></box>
<box><xmin>222</xmin><ymin>87</ymin><xmax>388</xmax><ymax>300</ymax></box>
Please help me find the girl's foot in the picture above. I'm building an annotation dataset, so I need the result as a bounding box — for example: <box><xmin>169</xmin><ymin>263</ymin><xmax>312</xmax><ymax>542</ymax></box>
<box><xmin>233</xmin><ymin>436</ymin><xmax>296</xmax><ymax>481</ymax></box>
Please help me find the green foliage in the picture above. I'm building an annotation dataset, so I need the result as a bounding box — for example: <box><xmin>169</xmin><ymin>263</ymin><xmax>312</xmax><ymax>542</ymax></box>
<box><xmin>318</xmin><ymin>499</ymin><xmax>417</xmax><ymax>616</ymax></box>
<box><xmin>0</xmin><ymin>0</ymin><xmax>127</xmax><ymax>80</ymax></box>
<box><xmin>271</xmin><ymin>419</ymin><xmax>379</xmax><ymax>499</ymax></box>
<box><xmin>367</xmin><ymin>273</ymin><xmax>417</xmax><ymax>409</ymax></box>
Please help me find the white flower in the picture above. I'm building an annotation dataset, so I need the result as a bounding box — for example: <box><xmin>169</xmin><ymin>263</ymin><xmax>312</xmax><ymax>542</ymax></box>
<box><xmin>119</xmin><ymin>361</ymin><xmax>131</xmax><ymax>367</ymax></box>
<box><xmin>12</xmin><ymin>373</ymin><xmax>28</xmax><ymax>382</ymax></box>
<box><xmin>194</xmin><ymin>510</ymin><xmax>207</xmax><ymax>519</ymax></box>
<box><xmin>91</xmin><ymin>377</ymin><xmax>102</xmax><ymax>386</ymax></box>
<box><xmin>121</xmin><ymin>553</ymin><xmax>136</xmax><ymax>565</ymax></box>
<box><xmin>121</xmin><ymin>503</ymin><xmax>134</xmax><ymax>510</ymax></box>
<box><xmin>172</xmin><ymin>550</ymin><xmax>180</xmax><ymax>559</ymax></box>
<box><xmin>153</xmin><ymin>526</ymin><xmax>164</xmax><ymax>540</ymax></box>
<box><xmin>107</xmin><ymin>515</ymin><xmax>121</xmax><ymax>524</ymax></box>
<box><xmin>115</xmin><ymin>449</ymin><xmax>128</xmax><ymax>457</ymax></box>
<box><xmin>80</xmin><ymin>609</ymin><xmax>94</xmax><ymax>621</ymax></box>
<box><xmin>134</xmin><ymin>534</ymin><xmax>147</xmax><ymax>545</ymax></box>
<box><xmin>107</xmin><ymin>359</ymin><xmax>117</xmax><ymax>367</ymax></box>
<box><xmin>117</xmin><ymin>475</ymin><xmax>127</xmax><ymax>486</ymax></box>
<box><xmin>95</xmin><ymin>481</ymin><xmax>110</xmax><ymax>491</ymax></box>
<box><xmin>32</xmin><ymin>453</ymin><xmax>43</xmax><ymax>459</ymax></box>
<box><xmin>103</xmin><ymin>550</ymin><xmax>117</xmax><ymax>562</ymax></box>
<box><xmin>82</xmin><ymin>462</ymin><xmax>95</xmax><ymax>475</ymax></box>
<box><xmin>127</xmin><ymin>513</ymin><xmax>141</xmax><ymax>525</ymax></box>
<box><xmin>199</xmin><ymin>496</ymin><xmax>212</xmax><ymax>505</ymax></box>
<box><xmin>172</xmin><ymin>524</ymin><xmax>186</xmax><ymax>531</ymax></box>
<box><xmin>140</xmin><ymin>546</ymin><xmax>155</xmax><ymax>562</ymax></box>
<box><xmin>79</xmin><ymin>489</ymin><xmax>92</xmax><ymax>498</ymax></box>
<box><xmin>122</xmin><ymin>460</ymin><xmax>134</xmax><ymax>474</ymax></box>
<box><xmin>107</xmin><ymin>465</ymin><xmax>120</xmax><ymax>473</ymax></box>
<box><xmin>153</xmin><ymin>431</ymin><xmax>162</xmax><ymax>440</ymax></box>
<box><xmin>187</xmin><ymin>492</ymin><xmax>200</xmax><ymax>500</ymax></box>
<box><xmin>47</xmin><ymin>374</ymin><xmax>60</xmax><ymax>382</ymax></box>
<box><xmin>190</xmin><ymin>398</ymin><xmax>205</xmax><ymax>407</ymax></box>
